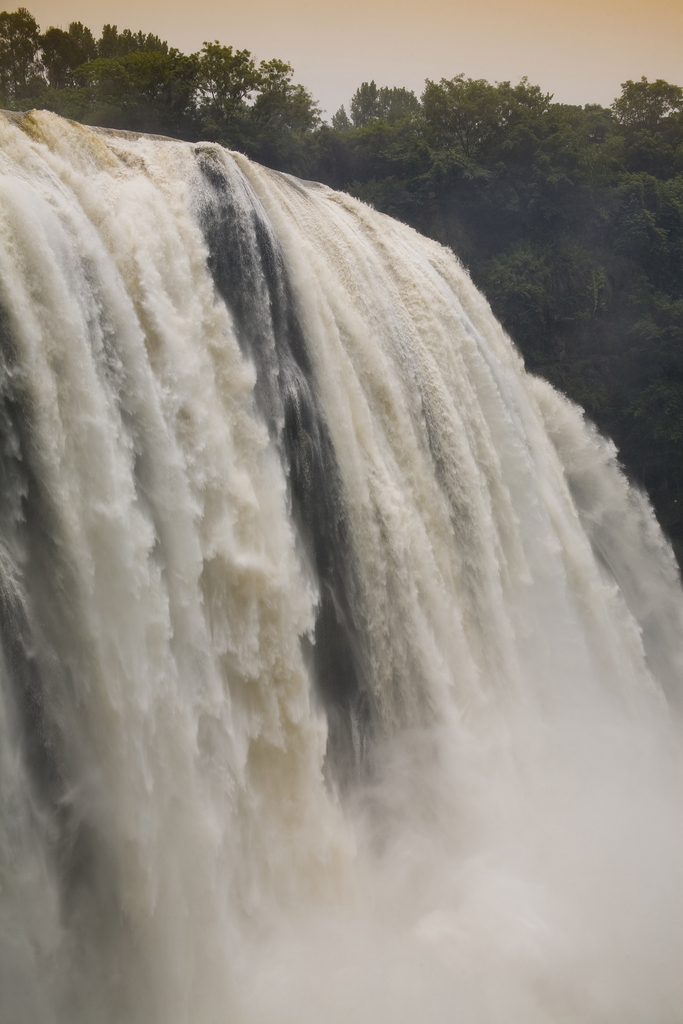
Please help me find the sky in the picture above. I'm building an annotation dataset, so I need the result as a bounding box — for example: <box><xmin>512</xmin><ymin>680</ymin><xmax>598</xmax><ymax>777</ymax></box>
<box><xmin>25</xmin><ymin>0</ymin><xmax>683</xmax><ymax>120</ymax></box>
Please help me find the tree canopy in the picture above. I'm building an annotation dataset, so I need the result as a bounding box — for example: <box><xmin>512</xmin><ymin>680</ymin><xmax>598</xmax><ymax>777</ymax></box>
<box><xmin>0</xmin><ymin>7</ymin><xmax>41</xmax><ymax>98</ymax></box>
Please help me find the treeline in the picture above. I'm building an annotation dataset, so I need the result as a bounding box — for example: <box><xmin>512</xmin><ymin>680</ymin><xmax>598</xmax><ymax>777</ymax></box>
<box><xmin>0</xmin><ymin>7</ymin><xmax>320</xmax><ymax>164</ymax></box>
<box><xmin>2</xmin><ymin>8</ymin><xmax>683</xmax><ymax>561</ymax></box>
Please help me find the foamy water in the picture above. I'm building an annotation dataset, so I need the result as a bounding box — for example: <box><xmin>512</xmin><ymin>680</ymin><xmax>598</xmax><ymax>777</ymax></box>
<box><xmin>0</xmin><ymin>110</ymin><xmax>681</xmax><ymax>1024</ymax></box>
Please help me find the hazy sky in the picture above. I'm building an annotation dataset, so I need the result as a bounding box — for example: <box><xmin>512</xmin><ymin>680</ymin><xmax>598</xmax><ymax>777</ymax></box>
<box><xmin>26</xmin><ymin>0</ymin><xmax>683</xmax><ymax>120</ymax></box>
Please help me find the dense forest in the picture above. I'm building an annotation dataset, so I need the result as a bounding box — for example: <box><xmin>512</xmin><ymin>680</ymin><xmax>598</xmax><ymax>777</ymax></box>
<box><xmin>2</xmin><ymin>7</ymin><xmax>683</xmax><ymax>561</ymax></box>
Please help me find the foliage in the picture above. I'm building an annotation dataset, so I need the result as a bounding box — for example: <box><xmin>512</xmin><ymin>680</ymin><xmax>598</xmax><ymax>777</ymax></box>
<box><xmin>41</xmin><ymin>23</ymin><xmax>96</xmax><ymax>89</ymax></box>
<box><xmin>97</xmin><ymin>25</ymin><xmax>167</xmax><ymax>59</ymax></box>
<box><xmin>75</xmin><ymin>49</ymin><xmax>199</xmax><ymax>135</ymax></box>
<box><xmin>612</xmin><ymin>77</ymin><xmax>683</xmax><ymax>130</ymax></box>
<box><xmin>0</xmin><ymin>6</ymin><xmax>40</xmax><ymax>99</ymax></box>
<box><xmin>194</xmin><ymin>45</ymin><xmax>319</xmax><ymax>156</ymax></box>
<box><xmin>331</xmin><ymin>104</ymin><xmax>351</xmax><ymax>131</ymax></box>
<box><xmin>252</xmin><ymin>58</ymin><xmax>320</xmax><ymax>131</ymax></box>
<box><xmin>196</xmin><ymin>42</ymin><xmax>260</xmax><ymax>121</ymax></box>
<box><xmin>348</xmin><ymin>80</ymin><xmax>419</xmax><ymax>126</ymax></box>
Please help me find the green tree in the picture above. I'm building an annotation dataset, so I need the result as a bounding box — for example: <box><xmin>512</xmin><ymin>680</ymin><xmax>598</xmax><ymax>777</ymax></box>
<box><xmin>350</xmin><ymin>80</ymin><xmax>380</xmax><ymax>126</ymax></box>
<box><xmin>331</xmin><ymin>104</ymin><xmax>351</xmax><ymax>130</ymax></box>
<box><xmin>247</xmin><ymin>57</ymin><xmax>320</xmax><ymax>169</ymax></box>
<box><xmin>349</xmin><ymin>81</ymin><xmax>420</xmax><ymax>127</ymax></box>
<box><xmin>421</xmin><ymin>74</ymin><xmax>552</xmax><ymax>162</ymax></box>
<box><xmin>196</xmin><ymin>42</ymin><xmax>260</xmax><ymax>124</ymax></box>
<box><xmin>421</xmin><ymin>74</ymin><xmax>501</xmax><ymax>158</ymax></box>
<box><xmin>376</xmin><ymin>86</ymin><xmax>420</xmax><ymax>122</ymax></box>
<box><xmin>252</xmin><ymin>58</ymin><xmax>319</xmax><ymax>131</ymax></box>
<box><xmin>613</xmin><ymin>77</ymin><xmax>683</xmax><ymax>131</ymax></box>
<box><xmin>0</xmin><ymin>7</ymin><xmax>42</xmax><ymax>101</ymax></box>
<box><xmin>41</xmin><ymin>21</ymin><xmax>97</xmax><ymax>89</ymax></box>
<box><xmin>97</xmin><ymin>24</ymin><xmax>167</xmax><ymax>59</ymax></box>
<box><xmin>76</xmin><ymin>48</ymin><xmax>198</xmax><ymax>136</ymax></box>
<box><xmin>612</xmin><ymin>78</ymin><xmax>683</xmax><ymax>176</ymax></box>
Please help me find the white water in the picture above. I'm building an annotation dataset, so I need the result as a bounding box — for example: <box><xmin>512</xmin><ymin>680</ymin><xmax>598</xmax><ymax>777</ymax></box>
<box><xmin>0</xmin><ymin>110</ymin><xmax>681</xmax><ymax>1024</ymax></box>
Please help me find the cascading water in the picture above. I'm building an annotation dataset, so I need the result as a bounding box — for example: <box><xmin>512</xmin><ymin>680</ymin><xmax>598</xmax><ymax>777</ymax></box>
<box><xmin>0</xmin><ymin>109</ymin><xmax>681</xmax><ymax>1024</ymax></box>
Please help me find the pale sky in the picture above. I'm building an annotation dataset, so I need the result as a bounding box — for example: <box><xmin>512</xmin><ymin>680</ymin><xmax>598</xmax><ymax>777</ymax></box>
<box><xmin>25</xmin><ymin>0</ymin><xmax>683</xmax><ymax>120</ymax></box>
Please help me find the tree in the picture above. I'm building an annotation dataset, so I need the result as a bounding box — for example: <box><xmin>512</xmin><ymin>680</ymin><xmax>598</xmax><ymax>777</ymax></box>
<box><xmin>41</xmin><ymin>22</ymin><xmax>97</xmax><ymax>89</ymax></box>
<box><xmin>97</xmin><ymin>24</ymin><xmax>167</xmax><ymax>59</ymax></box>
<box><xmin>350</xmin><ymin>81</ymin><xmax>380</xmax><ymax>126</ymax></box>
<box><xmin>252</xmin><ymin>58</ymin><xmax>320</xmax><ymax>131</ymax></box>
<box><xmin>375</xmin><ymin>86</ymin><xmax>420</xmax><ymax>122</ymax></box>
<box><xmin>349</xmin><ymin>81</ymin><xmax>420</xmax><ymax>127</ymax></box>
<box><xmin>76</xmin><ymin>49</ymin><xmax>198</xmax><ymax>136</ymax></box>
<box><xmin>611</xmin><ymin>78</ymin><xmax>683</xmax><ymax>176</ymax></box>
<box><xmin>68</xmin><ymin>21</ymin><xmax>97</xmax><ymax>61</ymax></box>
<box><xmin>331</xmin><ymin>105</ymin><xmax>351</xmax><ymax>130</ymax></box>
<box><xmin>0</xmin><ymin>7</ymin><xmax>42</xmax><ymax>100</ymax></box>
<box><xmin>421</xmin><ymin>74</ymin><xmax>552</xmax><ymax>162</ymax></box>
<box><xmin>613</xmin><ymin>77</ymin><xmax>683</xmax><ymax>131</ymax></box>
<box><xmin>196</xmin><ymin>41</ymin><xmax>260</xmax><ymax>124</ymax></box>
<box><xmin>421</xmin><ymin>74</ymin><xmax>502</xmax><ymax>158</ymax></box>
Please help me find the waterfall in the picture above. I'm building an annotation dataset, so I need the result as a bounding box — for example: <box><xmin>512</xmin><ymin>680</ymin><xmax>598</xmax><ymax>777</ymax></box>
<box><xmin>0</xmin><ymin>109</ymin><xmax>681</xmax><ymax>1024</ymax></box>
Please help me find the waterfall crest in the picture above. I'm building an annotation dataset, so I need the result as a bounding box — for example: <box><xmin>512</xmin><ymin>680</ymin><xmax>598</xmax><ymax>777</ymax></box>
<box><xmin>0</xmin><ymin>109</ymin><xmax>681</xmax><ymax>1024</ymax></box>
